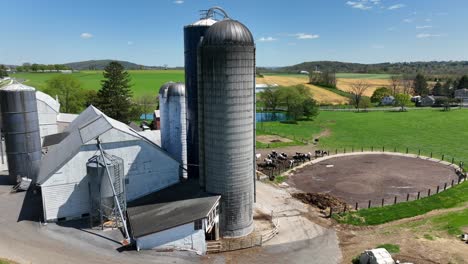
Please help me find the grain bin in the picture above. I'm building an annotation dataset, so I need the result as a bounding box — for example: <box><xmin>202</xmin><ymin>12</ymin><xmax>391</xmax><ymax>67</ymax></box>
<box><xmin>87</xmin><ymin>154</ymin><xmax>126</xmax><ymax>225</ymax></box>
<box><xmin>160</xmin><ymin>82</ymin><xmax>187</xmax><ymax>179</ymax></box>
<box><xmin>198</xmin><ymin>18</ymin><xmax>256</xmax><ymax>237</ymax></box>
<box><xmin>184</xmin><ymin>10</ymin><xmax>219</xmax><ymax>179</ymax></box>
<box><xmin>0</xmin><ymin>84</ymin><xmax>42</xmax><ymax>184</ymax></box>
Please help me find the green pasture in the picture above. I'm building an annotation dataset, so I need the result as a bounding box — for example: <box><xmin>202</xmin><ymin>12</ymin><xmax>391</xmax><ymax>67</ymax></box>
<box><xmin>11</xmin><ymin>70</ymin><xmax>184</xmax><ymax>98</ymax></box>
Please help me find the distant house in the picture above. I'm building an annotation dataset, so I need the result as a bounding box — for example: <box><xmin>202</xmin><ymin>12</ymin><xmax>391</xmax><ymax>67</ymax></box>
<box><xmin>299</xmin><ymin>70</ymin><xmax>310</xmax><ymax>75</ymax></box>
<box><xmin>381</xmin><ymin>95</ymin><xmax>395</xmax><ymax>106</ymax></box>
<box><xmin>419</xmin><ymin>96</ymin><xmax>436</xmax><ymax>107</ymax></box>
<box><xmin>152</xmin><ymin>110</ymin><xmax>160</xmax><ymax>130</ymax></box>
<box><xmin>455</xmin><ymin>88</ymin><xmax>468</xmax><ymax>107</ymax></box>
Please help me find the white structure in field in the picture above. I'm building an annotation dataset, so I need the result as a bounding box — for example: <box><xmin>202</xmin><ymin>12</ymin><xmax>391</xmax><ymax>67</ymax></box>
<box><xmin>37</xmin><ymin>106</ymin><xmax>181</xmax><ymax>221</ymax></box>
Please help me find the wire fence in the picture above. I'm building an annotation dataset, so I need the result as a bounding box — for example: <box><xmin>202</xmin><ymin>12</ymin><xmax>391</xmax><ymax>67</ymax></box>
<box><xmin>258</xmin><ymin>146</ymin><xmax>467</xmax><ymax>213</ymax></box>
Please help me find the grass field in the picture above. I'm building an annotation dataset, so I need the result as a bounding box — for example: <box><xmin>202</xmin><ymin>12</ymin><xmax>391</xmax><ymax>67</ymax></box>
<box><xmin>257</xmin><ymin>109</ymin><xmax>468</xmax><ymax>164</ymax></box>
<box><xmin>11</xmin><ymin>70</ymin><xmax>184</xmax><ymax>98</ymax></box>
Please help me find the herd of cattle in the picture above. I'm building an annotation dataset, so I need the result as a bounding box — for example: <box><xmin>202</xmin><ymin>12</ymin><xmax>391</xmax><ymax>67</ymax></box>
<box><xmin>256</xmin><ymin>150</ymin><xmax>329</xmax><ymax>170</ymax></box>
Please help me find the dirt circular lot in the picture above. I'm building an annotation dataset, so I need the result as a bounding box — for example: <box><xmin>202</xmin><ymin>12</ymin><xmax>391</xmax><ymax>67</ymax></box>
<box><xmin>288</xmin><ymin>154</ymin><xmax>460</xmax><ymax>206</ymax></box>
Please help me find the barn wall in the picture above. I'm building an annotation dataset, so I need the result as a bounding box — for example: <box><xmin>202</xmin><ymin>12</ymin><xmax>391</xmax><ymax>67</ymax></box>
<box><xmin>136</xmin><ymin>222</ymin><xmax>206</xmax><ymax>254</ymax></box>
<box><xmin>41</xmin><ymin>129</ymin><xmax>180</xmax><ymax>221</ymax></box>
<box><xmin>36</xmin><ymin>97</ymin><xmax>59</xmax><ymax>143</ymax></box>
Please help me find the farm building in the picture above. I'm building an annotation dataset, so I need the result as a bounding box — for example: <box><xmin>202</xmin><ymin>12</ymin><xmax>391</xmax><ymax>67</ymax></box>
<box><xmin>381</xmin><ymin>95</ymin><xmax>395</xmax><ymax>106</ymax></box>
<box><xmin>37</xmin><ymin>105</ymin><xmax>181</xmax><ymax>222</ymax></box>
<box><xmin>455</xmin><ymin>88</ymin><xmax>468</xmax><ymax>106</ymax></box>
<box><xmin>128</xmin><ymin>181</ymin><xmax>220</xmax><ymax>254</ymax></box>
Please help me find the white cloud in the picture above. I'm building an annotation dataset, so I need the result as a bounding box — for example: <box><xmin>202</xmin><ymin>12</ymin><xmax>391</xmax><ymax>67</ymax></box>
<box><xmin>258</xmin><ymin>37</ymin><xmax>277</xmax><ymax>42</ymax></box>
<box><xmin>388</xmin><ymin>4</ymin><xmax>405</xmax><ymax>10</ymax></box>
<box><xmin>347</xmin><ymin>1</ymin><xmax>372</xmax><ymax>10</ymax></box>
<box><xmin>80</xmin><ymin>33</ymin><xmax>93</xmax><ymax>39</ymax></box>
<box><xmin>173</xmin><ymin>0</ymin><xmax>184</xmax><ymax>4</ymax></box>
<box><xmin>295</xmin><ymin>33</ymin><xmax>320</xmax><ymax>39</ymax></box>
<box><xmin>403</xmin><ymin>18</ymin><xmax>413</xmax><ymax>23</ymax></box>
<box><xmin>416</xmin><ymin>33</ymin><xmax>441</xmax><ymax>38</ymax></box>
<box><xmin>416</xmin><ymin>25</ymin><xmax>432</xmax><ymax>29</ymax></box>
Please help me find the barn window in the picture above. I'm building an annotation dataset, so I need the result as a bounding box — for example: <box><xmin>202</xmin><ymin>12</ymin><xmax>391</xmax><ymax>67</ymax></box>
<box><xmin>194</xmin><ymin>219</ymin><xmax>203</xmax><ymax>230</ymax></box>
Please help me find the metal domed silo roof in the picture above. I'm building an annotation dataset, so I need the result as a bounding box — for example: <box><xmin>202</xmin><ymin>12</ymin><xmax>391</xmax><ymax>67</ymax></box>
<box><xmin>202</xmin><ymin>19</ymin><xmax>254</xmax><ymax>46</ymax></box>
<box><xmin>166</xmin><ymin>82</ymin><xmax>185</xmax><ymax>97</ymax></box>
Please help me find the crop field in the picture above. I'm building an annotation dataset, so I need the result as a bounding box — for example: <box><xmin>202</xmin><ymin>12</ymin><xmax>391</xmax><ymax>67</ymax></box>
<box><xmin>335</xmin><ymin>73</ymin><xmax>394</xmax><ymax>79</ymax></box>
<box><xmin>11</xmin><ymin>70</ymin><xmax>184</xmax><ymax>98</ymax></box>
<box><xmin>256</xmin><ymin>75</ymin><xmax>349</xmax><ymax>105</ymax></box>
<box><xmin>336</xmin><ymin>78</ymin><xmax>391</xmax><ymax>97</ymax></box>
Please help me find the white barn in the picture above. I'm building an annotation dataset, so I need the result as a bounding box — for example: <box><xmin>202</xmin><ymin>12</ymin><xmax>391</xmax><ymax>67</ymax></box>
<box><xmin>37</xmin><ymin>106</ymin><xmax>181</xmax><ymax>222</ymax></box>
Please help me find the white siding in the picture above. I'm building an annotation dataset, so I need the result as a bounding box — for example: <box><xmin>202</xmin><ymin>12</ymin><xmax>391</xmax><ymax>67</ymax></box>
<box><xmin>42</xmin><ymin>181</ymin><xmax>90</xmax><ymax>220</ymax></box>
<box><xmin>41</xmin><ymin>128</ymin><xmax>180</xmax><ymax>221</ymax></box>
<box><xmin>136</xmin><ymin>222</ymin><xmax>206</xmax><ymax>254</ymax></box>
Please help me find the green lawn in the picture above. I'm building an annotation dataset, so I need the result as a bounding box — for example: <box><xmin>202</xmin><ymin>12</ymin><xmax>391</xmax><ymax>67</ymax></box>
<box><xmin>335</xmin><ymin>73</ymin><xmax>395</xmax><ymax>79</ymax></box>
<box><xmin>11</xmin><ymin>70</ymin><xmax>184</xmax><ymax>98</ymax></box>
<box><xmin>333</xmin><ymin>182</ymin><xmax>468</xmax><ymax>226</ymax></box>
<box><xmin>257</xmin><ymin>110</ymin><xmax>468</xmax><ymax>165</ymax></box>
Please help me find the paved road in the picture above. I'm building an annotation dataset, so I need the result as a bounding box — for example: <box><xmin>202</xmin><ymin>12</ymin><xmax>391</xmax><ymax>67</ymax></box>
<box><xmin>0</xmin><ymin>173</ymin><xmax>341</xmax><ymax>264</ymax></box>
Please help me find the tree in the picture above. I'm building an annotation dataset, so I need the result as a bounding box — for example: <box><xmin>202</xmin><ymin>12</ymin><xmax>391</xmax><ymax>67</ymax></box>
<box><xmin>370</xmin><ymin>87</ymin><xmax>392</xmax><ymax>104</ymax></box>
<box><xmin>135</xmin><ymin>93</ymin><xmax>156</xmax><ymax>120</ymax></box>
<box><xmin>83</xmin><ymin>90</ymin><xmax>98</xmax><ymax>107</ymax></box>
<box><xmin>457</xmin><ymin>75</ymin><xmax>468</xmax><ymax>89</ymax></box>
<box><xmin>259</xmin><ymin>87</ymin><xmax>280</xmax><ymax>112</ymax></box>
<box><xmin>349</xmin><ymin>80</ymin><xmax>370</xmax><ymax>111</ymax></box>
<box><xmin>432</xmin><ymin>81</ymin><xmax>443</xmax><ymax>96</ymax></box>
<box><xmin>0</xmin><ymin>65</ymin><xmax>7</xmax><ymax>78</ymax></box>
<box><xmin>302</xmin><ymin>97</ymin><xmax>319</xmax><ymax>120</ymax></box>
<box><xmin>31</xmin><ymin>63</ymin><xmax>39</xmax><ymax>72</ymax></box>
<box><xmin>401</xmin><ymin>77</ymin><xmax>414</xmax><ymax>95</ymax></box>
<box><xmin>390</xmin><ymin>75</ymin><xmax>401</xmax><ymax>96</ymax></box>
<box><xmin>443</xmin><ymin>79</ymin><xmax>455</xmax><ymax>98</ymax></box>
<box><xmin>358</xmin><ymin>97</ymin><xmax>371</xmax><ymax>112</ymax></box>
<box><xmin>95</xmin><ymin>61</ymin><xmax>134</xmax><ymax>123</ymax></box>
<box><xmin>413</xmin><ymin>74</ymin><xmax>429</xmax><ymax>96</ymax></box>
<box><xmin>44</xmin><ymin>75</ymin><xmax>85</xmax><ymax>113</ymax></box>
<box><xmin>394</xmin><ymin>93</ymin><xmax>411</xmax><ymax>111</ymax></box>
<box><xmin>309</xmin><ymin>71</ymin><xmax>336</xmax><ymax>88</ymax></box>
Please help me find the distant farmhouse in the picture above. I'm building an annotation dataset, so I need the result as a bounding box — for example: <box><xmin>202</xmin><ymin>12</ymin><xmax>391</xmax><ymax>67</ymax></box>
<box><xmin>381</xmin><ymin>95</ymin><xmax>395</xmax><ymax>106</ymax></box>
<box><xmin>455</xmin><ymin>88</ymin><xmax>468</xmax><ymax>106</ymax></box>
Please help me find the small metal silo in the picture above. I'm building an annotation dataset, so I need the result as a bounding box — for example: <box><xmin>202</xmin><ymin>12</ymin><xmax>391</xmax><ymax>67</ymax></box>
<box><xmin>0</xmin><ymin>83</ymin><xmax>42</xmax><ymax>184</ymax></box>
<box><xmin>164</xmin><ymin>83</ymin><xmax>187</xmax><ymax>179</ymax></box>
<box><xmin>198</xmin><ymin>18</ymin><xmax>256</xmax><ymax>237</ymax></box>
<box><xmin>158</xmin><ymin>82</ymin><xmax>172</xmax><ymax>151</ymax></box>
<box><xmin>87</xmin><ymin>154</ymin><xmax>125</xmax><ymax>226</ymax></box>
<box><xmin>184</xmin><ymin>11</ymin><xmax>219</xmax><ymax>179</ymax></box>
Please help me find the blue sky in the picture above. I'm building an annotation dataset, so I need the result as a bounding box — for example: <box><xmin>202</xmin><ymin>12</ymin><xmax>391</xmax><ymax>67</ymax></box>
<box><xmin>1</xmin><ymin>0</ymin><xmax>467</xmax><ymax>67</ymax></box>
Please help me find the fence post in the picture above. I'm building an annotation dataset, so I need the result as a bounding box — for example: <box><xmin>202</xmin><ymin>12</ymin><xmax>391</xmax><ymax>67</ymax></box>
<box><xmin>428</xmin><ymin>189</ymin><xmax>431</xmax><ymax>197</ymax></box>
<box><xmin>394</xmin><ymin>196</ymin><xmax>397</xmax><ymax>205</ymax></box>
<box><xmin>335</xmin><ymin>149</ymin><xmax>337</xmax><ymax>155</ymax></box>
<box><xmin>418</xmin><ymin>149</ymin><xmax>421</xmax><ymax>156</ymax></box>
<box><xmin>452</xmin><ymin>179</ymin><xmax>455</xmax><ymax>187</ymax></box>
<box><xmin>381</xmin><ymin>198</ymin><xmax>384</xmax><ymax>207</ymax></box>
<box><xmin>368</xmin><ymin>200</ymin><xmax>372</xmax><ymax>208</ymax></box>
<box><xmin>417</xmin><ymin>191</ymin><xmax>420</xmax><ymax>200</ymax></box>
<box><xmin>329</xmin><ymin>207</ymin><xmax>333</xmax><ymax>218</ymax></box>
<box><xmin>406</xmin><ymin>193</ymin><xmax>410</xmax><ymax>201</ymax></box>
<box><xmin>442</xmin><ymin>154</ymin><xmax>444</xmax><ymax>161</ymax></box>
<box><xmin>436</xmin><ymin>185</ymin><xmax>440</xmax><ymax>194</ymax></box>
<box><xmin>371</xmin><ymin>146</ymin><xmax>373</xmax><ymax>152</ymax></box>
<box><xmin>355</xmin><ymin>202</ymin><xmax>358</xmax><ymax>210</ymax></box>
<box><xmin>406</xmin><ymin>147</ymin><xmax>408</xmax><ymax>154</ymax></box>
<box><xmin>452</xmin><ymin>157</ymin><xmax>455</xmax><ymax>164</ymax></box>
<box><xmin>444</xmin><ymin>183</ymin><xmax>447</xmax><ymax>191</ymax></box>
<box><xmin>343</xmin><ymin>204</ymin><xmax>347</xmax><ymax>213</ymax></box>
<box><xmin>430</xmin><ymin>152</ymin><xmax>433</xmax><ymax>158</ymax></box>
<box><xmin>383</xmin><ymin>146</ymin><xmax>385</xmax><ymax>152</ymax></box>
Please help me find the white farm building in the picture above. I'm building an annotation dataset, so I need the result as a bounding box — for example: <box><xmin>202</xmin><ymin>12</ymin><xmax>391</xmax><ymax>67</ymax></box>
<box><xmin>37</xmin><ymin>106</ymin><xmax>181</xmax><ymax>221</ymax></box>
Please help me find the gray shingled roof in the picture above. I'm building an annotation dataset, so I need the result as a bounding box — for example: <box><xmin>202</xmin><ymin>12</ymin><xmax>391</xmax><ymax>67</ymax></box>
<box><xmin>127</xmin><ymin>180</ymin><xmax>220</xmax><ymax>238</ymax></box>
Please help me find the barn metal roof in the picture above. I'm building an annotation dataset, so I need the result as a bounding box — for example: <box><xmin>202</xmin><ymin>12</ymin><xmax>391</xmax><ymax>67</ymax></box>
<box><xmin>36</xmin><ymin>91</ymin><xmax>60</xmax><ymax>113</ymax></box>
<box><xmin>127</xmin><ymin>180</ymin><xmax>220</xmax><ymax>238</ymax></box>
<box><xmin>36</xmin><ymin>105</ymin><xmax>177</xmax><ymax>185</ymax></box>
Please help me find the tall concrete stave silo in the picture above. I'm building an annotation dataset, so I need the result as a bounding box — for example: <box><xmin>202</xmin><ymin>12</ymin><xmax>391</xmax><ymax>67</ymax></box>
<box><xmin>0</xmin><ymin>84</ymin><xmax>42</xmax><ymax>184</ymax></box>
<box><xmin>159</xmin><ymin>82</ymin><xmax>187</xmax><ymax>179</ymax></box>
<box><xmin>198</xmin><ymin>19</ymin><xmax>256</xmax><ymax>237</ymax></box>
<box><xmin>184</xmin><ymin>12</ymin><xmax>218</xmax><ymax>179</ymax></box>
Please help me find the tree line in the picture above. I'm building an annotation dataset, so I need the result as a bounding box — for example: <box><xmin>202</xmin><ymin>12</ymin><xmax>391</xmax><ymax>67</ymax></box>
<box><xmin>15</xmin><ymin>63</ymin><xmax>70</xmax><ymax>72</ymax></box>
<box><xmin>258</xmin><ymin>85</ymin><xmax>319</xmax><ymax>121</ymax></box>
<box><xmin>0</xmin><ymin>65</ymin><xmax>8</xmax><ymax>78</ymax></box>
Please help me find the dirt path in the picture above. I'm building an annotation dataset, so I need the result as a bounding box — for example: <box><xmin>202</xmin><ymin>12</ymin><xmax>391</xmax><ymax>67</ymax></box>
<box><xmin>336</xmin><ymin>204</ymin><xmax>468</xmax><ymax>264</ymax></box>
<box><xmin>256</xmin><ymin>76</ymin><xmax>349</xmax><ymax>105</ymax></box>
